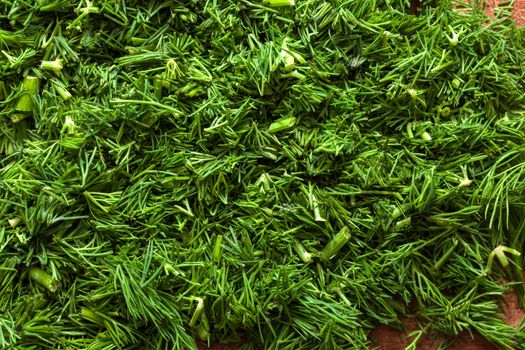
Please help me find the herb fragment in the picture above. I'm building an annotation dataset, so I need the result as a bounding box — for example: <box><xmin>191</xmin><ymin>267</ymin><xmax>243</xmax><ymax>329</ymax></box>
<box><xmin>0</xmin><ymin>1</ymin><xmax>524</xmax><ymax>349</ymax></box>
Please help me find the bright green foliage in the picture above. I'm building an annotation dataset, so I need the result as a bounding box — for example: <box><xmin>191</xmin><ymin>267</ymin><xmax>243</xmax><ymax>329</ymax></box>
<box><xmin>0</xmin><ymin>0</ymin><xmax>525</xmax><ymax>349</ymax></box>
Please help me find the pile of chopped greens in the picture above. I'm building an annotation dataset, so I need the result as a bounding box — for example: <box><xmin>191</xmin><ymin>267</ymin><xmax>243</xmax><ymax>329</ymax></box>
<box><xmin>2</xmin><ymin>0</ymin><xmax>525</xmax><ymax>349</ymax></box>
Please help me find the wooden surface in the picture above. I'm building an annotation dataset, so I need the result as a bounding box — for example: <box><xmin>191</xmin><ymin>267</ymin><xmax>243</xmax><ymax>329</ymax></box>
<box><xmin>512</xmin><ymin>1</ymin><xmax>525</xmax><ymax>25</ymax></box>
<box><xmin>196</xmin><ymin>287</ymin><xmax>524</xmax><ymax>349</ymax></box>
<box><xmin>199</xmin><ymin>2</ymin><xmax>525</xmax><ymax>349</ymax></box>
<box><xmin>370</xmin><ymin>291</ymin><xmax>523</xmax><ymax>349</ymax></box>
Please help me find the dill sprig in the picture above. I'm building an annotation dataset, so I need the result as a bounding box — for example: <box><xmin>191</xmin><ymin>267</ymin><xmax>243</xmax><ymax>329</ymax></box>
<box><xmin>0</xmin><ymin>0</ymin><xmax>524</xmax><ymax>349</ymax></box>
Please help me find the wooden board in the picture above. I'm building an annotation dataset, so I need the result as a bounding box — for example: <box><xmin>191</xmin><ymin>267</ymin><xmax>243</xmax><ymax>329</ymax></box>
<box><xmin>370</xmin><ymin>291</ymin><xmax>523</xmax><ymax>349</ymax></box>
<box><xmin>200</xmin><ymin>2</ymin><xmax>525</xmax><ymax>349</ymax></box>
<box><xmin>369</xmin><ymin>2</ymin><xmax>525</xmax><ymax>347</ymax></box>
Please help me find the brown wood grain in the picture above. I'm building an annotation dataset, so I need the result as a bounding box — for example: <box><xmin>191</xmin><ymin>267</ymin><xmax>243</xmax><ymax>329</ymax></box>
<box><xmin>369</xmin><ymin>1</ymin><xmax>525</xmax><ymax>348</ymax></box>
<box><xmin>197</xmin><ymin>290</ymin><xmax>523</xmax><ymax>349</ymax></box>
<box><xmin>370</xmin><ymin>290</ymin><xmax>524</xmax><ymax>350</ymax></box>
<box><xmin>196</xmin><ymin>291</ymin><xmax>523</xmax><ymax>349</ymax></box>
<box><xmin>513</xmin><ymin>0</ymin><xmax>525</xmax><ymax>25</ymax></box>
<box><xmin>199</xmin><ymin>1</ymin><xmax>525</xmax><ymax>349</ymax></box>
